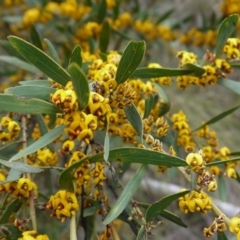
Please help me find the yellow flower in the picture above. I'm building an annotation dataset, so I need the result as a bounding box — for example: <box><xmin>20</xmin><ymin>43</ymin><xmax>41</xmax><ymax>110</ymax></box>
<box><xmin>47</xmin><ymin>190</ymin><xmax>79</xmax><ymax>222</ymax></box>
<box><xmin>18</xmin><ymin>230</ymin><xmax>49</xmax><ymax>240</ymax></box>
<box><xmin>176</xmin><ymin>51</ymin><xmax>197</xmax><ymax>67</ymax></box>
<box><xmin>186</xmin><ymin>153</ymin><xmax>203</xmax><ymax>166</ymax></box>
<box><xmin>229</xmin><ymin>216</ymin><xmax>240</xmax><ymax>234</ymax></box>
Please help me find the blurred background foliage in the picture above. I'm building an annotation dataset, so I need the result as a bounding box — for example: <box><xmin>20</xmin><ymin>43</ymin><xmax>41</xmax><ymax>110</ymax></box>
<box><xmin>0</xmin><ymin>0</ymin><xmax>240</xmax><ymax>239</ymax></box>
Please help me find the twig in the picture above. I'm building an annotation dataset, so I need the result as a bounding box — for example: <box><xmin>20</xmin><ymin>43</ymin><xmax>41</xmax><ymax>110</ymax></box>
<box><xmin>70</xmin><ymin>215</ymin><xmax>77</xmax><ymax>240</ymax></box>
<box><xmin>21</xmin><ymin>116</ymin><xmax>37</xmax><ymax>231</ymax></box>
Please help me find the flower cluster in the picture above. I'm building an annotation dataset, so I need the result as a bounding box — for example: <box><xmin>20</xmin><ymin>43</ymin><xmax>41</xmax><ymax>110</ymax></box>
<box><xmin>27</xmin><ymin>148</ymin><xmax>58</xmax><ymax>166</ymax></box>
<box><xmin>47</xmin><ymin>190</ymin><xmax>79</xmax><ymax>222</ymax></box>
<box><xmin>179</xmin><ymin>190</ymin><xmax>212</xmax><ymax>214</ymax></box>
<box><xmin>203</xmin><ymin>215</ymin><xmax>227</xmax><ymax>238</ymax></box>
<box><xmin>176</xmin><ymin>49</ymin><xmax>232</xmax><ymax>89</ymax></box>
<box><xmin>18</xmin><ymin>230</ymin><xmax>49</xmax><ymax>240</ymax></box>
<box><xmin>4</xmin><ymin>178</ymin><xmax>37</xmax><ymax>199</ymax></box>
<box><xmin>0</xmin><ymin>116</ymin><xmax>21</xmax><ymax>144</ymax></box>
<box><xmin>229</xmin><ymin>215</ymin><xmax>240</xmax><ymax>239</ymax></box>
<box><xmin>172</xmin><ymin>110</ymin><xmax>195</xmax><ymax>148</ymax></box>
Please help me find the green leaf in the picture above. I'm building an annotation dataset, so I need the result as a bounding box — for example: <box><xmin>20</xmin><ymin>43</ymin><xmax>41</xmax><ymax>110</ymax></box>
<box><xmin>59</xmin><ymin>148</ymin><xmax>187</xmax><ymax>191</ymax></box>
<box><xmin>136</xmin><ymin>225</ymin><xmax>145</xmax><ymax>240</ymax></box>
<box><xmin>183</xmin><ymin>63</ymin><xmax>205</xmax><ymax>76</ymax></box>
<box><xmin>218</xmin><ymin>78</ymin><xmax>240</xmax><ymax>95</ymax></box>
<box><xmin>125</xmin><ymin>201</ymin><xmax>188</xmax><ymax>228</ymax></box>
<box><xmin>217</xmin><ymin>232</ymin><xmax>228</xmax><ymax>240</ymax></box>
<box><xmin>82</xmin><ymin>215</ymin><xmax>94</xmax><ymax>240</ymax></box>
<box><xmin>143</xmin><ymin>94</ymin><xmax>154</xmax><ymax>119</ymax></box>
<box><xmin>0</xmin><ymin>159</ymin><xmax>43</xmax><ymax>173</ymax></box>
<box><xmin>69</xmin><ymin>45</ymin><xmax>82</xmax><ymax>68</ymax></box>
<box><xmin>158</xmin><ymin>210</ymin><xmax>187</xmax><ymax>228</ymax></box>
<box><xmin>0</xmin><ymin>56</ymin><xmax>38</xmax><ymax>73</ymax></box>
<box><xmin>104</xmin><ymin>131</ymin><xmax>110</xmax><ymax>161</ymax></box>
<box><xmin>30</xmin><ymin>26</ymin><xmax>43</xmax><ymax>50</ymax></box>
<box><xmin>155</xmin><ymin>9</ymin><xmax>174</xmax><ymax>24</ymax></box>
<box><xmin>1</xmin><ymin>224</ymin><xmax>22</xmax><ymax>240</ymax></box>
<box><xmin>83</xmin><ymin>205</ymin><xmax>99</xmax><ymax>217</ymax></box>
<box><xmin>206</xmin><ymin>157</ymin><xmax>240</xmax><ymax>166</ymax></box>
<box><xmin>99</xmin><ymin>20</ymin><xmax>110</xmax><ymax>53</ymax></box>
<box><xmin>155</xmin><ymin>83</ymin><xmax>170</xmax><ymax>117</ymax></box>
<box><xmin>6</xmin><ymin>169</ymin><xmax>22</xmax><ymax>182</ymax></box>
<box><xmin>0</xmin><ymin>40</ymin><xmax>26</xmax><ymax>60</ymax></box>
<box><xmin>88</xmin><ymin>36</ymin><xmax>95</xmax><ymax>54</ymax></box>
<box><xmin>5</xmin><ymin>86</ymin><xmax>55</xmax><ymax>101</ymax></box>
<box><xmin>124</xmin><ymin>104</ymin><xmax>143</xmax><ymax>141</ymax></box>
<box><xmin>133</xmin><ymin>67</ymin><xmax>192</xmax><ymax>79</ymax></box>
<box><xmin>218</xmin><ymin>175</ymin><xmax>227</xmax><ymax>201</ymax></box>
<box><xmin>145</xmin><ymin>190</ymin><xmax>189</xmax><ymax>222</ymax></box>
<box><xmin>116</xmin><ymin>41</ymin><xmax>145</xmax><ymax>85</ymax></box>
<box><xmin>99</xmin><ymin>52</ymin><xmax>107</xmax><ymax>61</ymax></box>
<box><xmin>83</xmin><ymin>148</ymin><xmax>187</xmax><ymax>167</ymax></box>
<box><xmin>230</xmin><ymin>151</ymin><xmax>240</xmax><ymax>156</ymax></box>
<box><xmin>68</xmin><ymin>63</ymin><xmax>90</xmax><ymax>111</ymax></box>
<box><xmin>19</xmin><ymin>80</ymin><xmax>51</xmax><ymax>87</ymax></box>
<box><xmin>0</xmin><ymin>94</ymin><xmax>61</xmax><ymax>114</ymax></box>
<box><xmin>97</xmin><ymin>0</ymin><xmax>107</xmax><ymax>23</ymax></box>
<box><xmin>216</xmin><ymin>14</ymin><xmax>239</xmax><ymax>58</ymax></box>
<box><xmin>192</xmin><ymin>105</ymin><xmax>240</xmax><ymax>132</ymax></box>
<box><xmin>111</xmin><ymin>28</ymin><xmax>132</xmax><ymax>40</ymax></box>
<box><xmin>0</xmin><ymin>199</ymin><xmax>22</xmax><ymax>224</ymax></box>
<box><xmin>35</xmin><ymin>115</ymin><xmax>54</xmax><ymax>152</ymax></box>
<box><xmin>8</xmin><ymin>36</ymin><xmax>70</xmax><ymax>86</ymax></box>
<box><xmin>44</xmin><ymin>38</ymin><xmax>61</xmax><ymax>65</ymax></box>
<box><xmin>9</xmin><ymin>124</ymin><xmax>65</xmax><ymax>162</ymax></box>
<box><xmin>103</xmin><ymin>164</ymin><xmax>147</xmax><ymax>225</ymax></box>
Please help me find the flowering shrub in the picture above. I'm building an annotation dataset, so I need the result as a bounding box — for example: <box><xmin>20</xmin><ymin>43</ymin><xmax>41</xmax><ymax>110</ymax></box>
<box><xmin>0</xmin><ymin>0</ymin><xmax>240</xmax><ymax>239</ymax></box>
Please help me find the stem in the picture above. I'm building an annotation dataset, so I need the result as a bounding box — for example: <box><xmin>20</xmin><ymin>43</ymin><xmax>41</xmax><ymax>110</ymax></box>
<box><xmin>21</xmin><ymin>116</ymin><xmax>37</xmax><ymax>231</ymax></box>
<box><xmin>108</xmin><ymin>222</ymin><xmax>120</xmax><ymax>240</ymax></box>
<box><xmin>70</xmin><ymin>215</ymin><xmax>77</xmax><ymax>240</ymax></box>
<box><xmin>177</xmin><ymin>166</ymin><xmax>230</xmax><ymax>226</ymax></box>
<box><xmin>211</xmin><ymin>202</ymin><xmax>230</xmax><ymax>227</ymax></box>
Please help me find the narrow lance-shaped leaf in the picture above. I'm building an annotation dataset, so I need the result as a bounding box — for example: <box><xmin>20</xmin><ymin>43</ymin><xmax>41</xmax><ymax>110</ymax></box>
<box><xmin>136</xmin><ymin>202</ymin><xmax>187</xmax><ymax>228</ymax></box>
<box><xmin>35</xmin><ymin>115</ymin><xmax>54</xmax><ymax>152</ymax></box>
<box><xmin>218</xmin><ymin>78</ymin><xmax>240</xmax><ymax>95</ymax></box>
<box><xmin>59</xmin><ymin>148</ymin><xmax>187</xmax><ymax>191</ymax></box>
<box><xmin>104</xmin><ymin>130</ymin><xmax>110</xmax><ymax>162</ymax></box>
<box><xmin>0</xmin><ymin>94</ymin><xmax>61</xmax><ymax>114</ymax></box>
<box><xmin>97</xmin><ymin>0</ymin><xmax>107</xmax><ymax>23</ymax></box>
<box><xmin>0</xmin><ymin>56</ymin><xmax>38</xmax><ymax>73</ymax></box>
<box><xmin>155</xmin><ymin>9</ymin><xmax>174</xmax><ymax>24</ymax></box>
<box><xmin>5</xmin><ymin>86</ymin><xmax>55</xmax><ymax>101</ymax></box>
<box><xmin>183</xmin><ymin>63</ymin><xmax>205</xmax><ymax>76</ymax></box>
<box><xmin>99</xmin><ymin>20</ymin><xmax>110</xmax><ymax>53</ymax></box>
<box><xmin>8</xmin><ymin>36</ymin><xmax>70</xmax><ymax>86</ymax></box>
<box><xmin>145</xmin><ymin>190</ymin><xmax>189</xmax><ymax>222</ymax></box>
<box><xmin>44</xmin><ymin>38</ymin><xmax>61</xmax><ymax>64</ymax></box>
<box><xmin>143</xmin><ymin>94</ymin><xmax>154</xmax><ymax>119</ymax></box>
<box><xmin>69</xmin><ymin>45</ymin><xmax>82</xmax><ymax>68</ymax></box>
<box><xmin>30</xmin><ymin>26</ymin><xmax>43</xmax><ymax>50</ymax></box>
<box><xmin>136</xmin><ymin>226</ymin><xmax>145</xmax><ymax>240</ymax></box>
<box><xmin>155</xmin><ymin>83</ymin><xmax>170</xmax><ymax>117</ymax></box>
<box><xmin>206</xmin><ymin>157</ymin><xmax>240</xmax><ymax>166</ymax></box>
<box><xmin>124</xmin><ymin>104</ymin><xmax>143</xmax><ymax>141</ymax></box>
<box><xmin>218</xmin><ymin>176</ymin><xmax>227</xmax><ymax>201</ymax></box>
<box><xmin>215</xmin><ymin>14</ymin><xmax>239</xmax><ymax>58</ymax></box>
<box><xmin>217</xmin><ymin>232</ymin><xmax>228</xmax><ymax>240</ymax></box>
<box><xmin>10</xmin><ymin>124</ymin><xmax>65</xmax><ymax>162</ymax></box>
<box><xmin>133</xmin><ymin>67</ymin><xmax>192</xmax><ymax>79</ymax></box>
<box><xmin>68</xmin><ymin>63</ymin><xmax>90</xmax><ymax>111</ymax></box>
<box><xmin>0</xmin><ymin>199</ymin><xmax>22</xmax><ymax>224</ymax></box>
<box><xmin>116</xmin><ymin>41</ymin><xmax>145</xmax><ymax>85</ymax></box>
<box><xmin>19</xmin><ymin>80</ymin><xmax>51</xmax><ymax>87</ymax></box>
<box><xmin>103</xmin><ymin>164</ymin><xmax>147</xmax><ymax>225</ymax></box>
<box><xmin>192</xmin><ymin>105</ymin><xmax>240</xmax><ymax>132</ymax></box>
<box><xmin>0</xmin><ymin>159</ymin><xmax>43</xmax><ymax>173</ymax></box>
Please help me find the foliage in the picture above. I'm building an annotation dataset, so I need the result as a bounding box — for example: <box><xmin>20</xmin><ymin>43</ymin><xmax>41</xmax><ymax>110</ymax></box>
<box><xmin>0</xmin><ymin>0</ymin><xmax>240</xmax><ymax>240</ymax></box>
